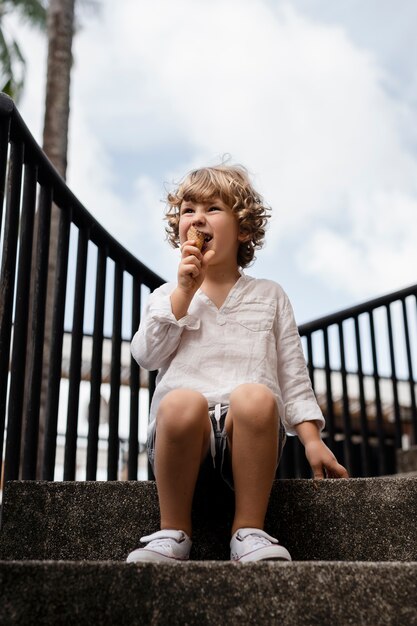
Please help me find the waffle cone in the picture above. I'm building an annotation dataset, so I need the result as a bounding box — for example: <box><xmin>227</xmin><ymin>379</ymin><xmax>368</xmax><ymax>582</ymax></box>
<box><xmin>187</xmin><ymin>226</ymin><xmax>205</xmax><ymax>251</ymax></box>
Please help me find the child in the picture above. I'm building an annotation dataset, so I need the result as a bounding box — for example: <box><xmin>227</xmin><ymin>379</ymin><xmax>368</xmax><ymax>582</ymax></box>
<box><xmin>127</xmin><ymin>164</ymin><xmax>348</xmax><ymax>564</ymax></box>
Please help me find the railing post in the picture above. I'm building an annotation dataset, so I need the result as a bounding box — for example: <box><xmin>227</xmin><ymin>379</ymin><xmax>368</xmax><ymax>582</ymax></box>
<box><xmin>386</xmin><ymin>304</ymin><xmax>402</xmax><ymax>449</ymax></box>
<box><xmin>61</xmin><ymin>226</ymin><xmax>89</xmax><ymax>480</ymax></box>
<box><xmin>369</xmin><ymin>311</ymin><xmax>388</xmax><ymax>476</ymax></box>
<box><xmin>108</xmin><ymin>261</ymin><xmax>124</xmax><ymax>480</ymax></box>
<box><xmin>338</xmin><ymin>321</ymin><xmax>354</xmax><ymax>475</ymax></box>
<box><xmin>353</xmin><ymin>315</ymin><xmax>371</xmax><ymax>476</ymax></box>
<box><xmin>0</xmin><ymin>139</ymin><xmax>24</xmax><ymax>480</ymax></box>
<box><xmin>401</xmin><ymin>297</ymin><xmax>417</xmax><ymax>445</ymax></box>
<box><xmin>322</xmin><ymin>326</ymin><xmax>336</xmax><ymax>452</ymax></box>
<box><xmin>128</xmin><ymin>278</ymin><xmax>141</xmax><ymax>480</ymax></box>
<box><xmin>86</xmin><ymin>247</ymin><xmax>107</xmax><ymax>480</ymax></box>
<box><xmin>305</xmin><ymin>333</ymin><xmax>315</xmax><ymax>391</ymax></box>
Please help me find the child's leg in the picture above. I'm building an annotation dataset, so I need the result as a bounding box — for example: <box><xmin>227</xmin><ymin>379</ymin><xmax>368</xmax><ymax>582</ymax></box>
<box><xmin>225</xmin><ymin>383</ymin><xmax>279</xmax><ymax>534</ymax></box>
<box><xmin>154</xmin><ymin>389</ymin><xmax>211</xmax><ymax>537</ymax></box>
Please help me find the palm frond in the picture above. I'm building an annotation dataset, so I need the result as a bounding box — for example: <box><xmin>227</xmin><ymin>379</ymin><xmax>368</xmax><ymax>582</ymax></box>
<box><xmin>0</xmin><ymin>28</ymin><xmax>13</xmax><ymax>72</ymax></box>
<box><xmin>0</xmin><ymin>27</ymin><xmax>25</xmax><ymax>101</ymax></box>
<box><xmin>1</xmin><ymin>0</ymin><xmax>47</xmax><ymax>30</ymax></box>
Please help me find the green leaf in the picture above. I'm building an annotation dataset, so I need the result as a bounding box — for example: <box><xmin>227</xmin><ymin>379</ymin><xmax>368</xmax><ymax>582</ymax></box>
<box><xmin>1</xmin><ymin>0</ymin><xmax>47</xmax><ymax>31</ymax></box>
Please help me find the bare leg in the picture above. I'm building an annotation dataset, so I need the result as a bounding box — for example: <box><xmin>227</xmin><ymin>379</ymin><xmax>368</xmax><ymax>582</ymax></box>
<box><xmin>154</xmin><ymin>389</ymin><xmax>211</xmax><ymax>537</ymax></box>
<box><xmin>225</xmin><ymin>384</ymin><xmax>279</xmax><ymax>535</ymax></box>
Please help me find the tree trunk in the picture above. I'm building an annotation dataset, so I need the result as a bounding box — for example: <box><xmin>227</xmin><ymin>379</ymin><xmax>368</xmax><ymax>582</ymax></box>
<box><xmin>32</xmin><ymin>0</ymin><xmax>75</xmax><ymax>478</ymax></box>
<box><xmin>42</xmin><ymin>0</ymin><xmax>75</xmax><ymax>177</ymax></box>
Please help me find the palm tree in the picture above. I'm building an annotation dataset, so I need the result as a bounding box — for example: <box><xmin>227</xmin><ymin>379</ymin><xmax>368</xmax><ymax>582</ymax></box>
<box><xmin>0</xmin><ymin>0</ymin><xmax>47</xmax><ymax>100</ymax></box>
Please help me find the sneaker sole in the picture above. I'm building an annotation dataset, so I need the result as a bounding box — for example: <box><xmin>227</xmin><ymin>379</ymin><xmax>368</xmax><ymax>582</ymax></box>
<box><xmin>126</xmin><ymin>550</ymin><xmax>189</xmax><ymax>564</ymax></box>
<box><xmin>234</xmin><ymin>546</ymin><xmax>292</xmax><ymax>563</ymax></box>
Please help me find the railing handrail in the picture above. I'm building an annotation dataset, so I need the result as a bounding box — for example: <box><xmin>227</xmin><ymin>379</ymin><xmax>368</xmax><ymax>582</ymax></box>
<box><xmin>299</xmin><ymin>283</ymin><xmax>417</xmax><ymax>335</ymax></box>
<box><xmin>0</xmin><ymin>92</ymin><xmax>163</xmax><ymax>287</ymax></box>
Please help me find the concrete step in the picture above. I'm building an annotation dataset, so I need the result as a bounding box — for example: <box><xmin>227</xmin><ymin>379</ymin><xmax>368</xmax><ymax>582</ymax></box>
<box><xmin>0</xmin><ymin>561</ymin><xmax>416</xmax><ymax>625</ymax></box>
<box><xmin>397</xmin><ymin>445</ymin><xmax>417</xmax><ymax>473</ymax></box>
<box><xmin>1</xmin><ymin>476</ymin><xmax>416</xmax><ymax>562</ymax></box>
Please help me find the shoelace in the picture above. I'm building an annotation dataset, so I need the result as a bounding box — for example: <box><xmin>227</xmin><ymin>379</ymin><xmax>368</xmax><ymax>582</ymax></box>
<box><xmin>144</xmin><ymin>538</ymin><xmax>177</xmax><ymax>552</ymax></box>
<box><xmin>241</xmin><ymin>533</ymin><xmax>273</xmax><ymax>548</ymax></box>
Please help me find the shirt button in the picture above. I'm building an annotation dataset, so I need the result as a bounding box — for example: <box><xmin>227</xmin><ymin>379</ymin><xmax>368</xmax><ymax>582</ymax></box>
<box><xmin>217</xmin><ymin>315</ymin><xmax>225</xmax><ymax>325</ymax></box>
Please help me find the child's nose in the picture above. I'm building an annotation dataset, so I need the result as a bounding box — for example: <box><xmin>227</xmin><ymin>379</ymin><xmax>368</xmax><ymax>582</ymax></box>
<box><xmin>192</xmin><ymin>212</ymin><xmax>206</xmax><ymax>226</ymax></box>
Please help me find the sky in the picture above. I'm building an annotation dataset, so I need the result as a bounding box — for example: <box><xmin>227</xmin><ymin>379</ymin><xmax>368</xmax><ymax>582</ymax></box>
<box><xmin>9</xmin><ymin>0</ymin><xmax>417</xmax><ymax>324</ymax></box>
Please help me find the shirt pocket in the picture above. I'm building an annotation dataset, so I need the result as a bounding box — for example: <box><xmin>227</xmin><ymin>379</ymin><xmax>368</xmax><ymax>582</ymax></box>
<box><xmin>231</xmin><ymin>298</ymin><xmax>277</xmax><ymax>332</ymax></box>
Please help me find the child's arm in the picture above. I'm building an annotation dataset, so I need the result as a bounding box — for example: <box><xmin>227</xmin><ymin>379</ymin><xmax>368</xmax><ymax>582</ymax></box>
<box><xmin>274</xmin><ymin>287</ymin><xmax>348</xmax><ymax>478</ymax></box>
<box><xmin>131</xmin><ymin>241</ymin><xmax>214</xmax><ymax>369</ymax></box>
<box><xmin>131</xmin><ymin>285</ymin><xmax>195</xmax><ymax>371</ymax></box>
<box><xmin>294</xmin><ymin>421</ymin><xmax>349</xmax><ymax>479</ymax></box>
<box><xmin>275</xmin><ymin>292</ymin><xmax>326</xmax><ymax>432</ymax></box>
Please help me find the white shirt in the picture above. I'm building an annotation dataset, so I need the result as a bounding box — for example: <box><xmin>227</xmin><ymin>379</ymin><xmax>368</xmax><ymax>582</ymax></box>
<box><xmin>131</xmin><ymin>273</ymin><xmax>325</xmax><ymax>436</ymax></box>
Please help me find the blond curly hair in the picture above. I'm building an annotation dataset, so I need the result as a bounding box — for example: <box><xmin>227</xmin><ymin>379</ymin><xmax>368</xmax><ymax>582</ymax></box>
<box><xmin>164</xmin><ymin>164</ymin><xmax>270</xmax><ymax>268</ymax></box>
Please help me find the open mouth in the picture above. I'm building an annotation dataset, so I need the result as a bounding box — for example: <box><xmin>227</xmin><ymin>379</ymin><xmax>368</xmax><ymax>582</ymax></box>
<box><xmin>202</xmin><ymin>234</ymin><xmax>213</xmax><ymax>252</ymax></box>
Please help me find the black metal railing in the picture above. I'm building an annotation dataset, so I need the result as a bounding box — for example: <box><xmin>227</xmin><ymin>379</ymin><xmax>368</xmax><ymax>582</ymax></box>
<box><xmin>1</xmin><ymin>94</ymin><xmax>416</xmax><ymax>482</ymax></box>
<box><xmin>0</xmin><ymin>93</ymin><xmax>164</xmax><ymax>483</ymax></box>
<box><xmin>277</xmin><ymin>286</ymin><xmax>417</xmax><ymax>478</ymax></box>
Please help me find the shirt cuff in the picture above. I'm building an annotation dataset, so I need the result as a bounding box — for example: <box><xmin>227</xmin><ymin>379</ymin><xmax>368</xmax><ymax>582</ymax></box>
<box><xmin>152</xmin><ymin>310</ymin><xmax>200</xmax><ymax>330</ymax></box>
<box><xmin>283</xmin><ymin>399</ymin><xmax>325</xmax><ymax>436</ymax></box>
<box><xmin>149</xmin><ymin>294</ymin><xmax>200</xmax><ymax>330</ymax></box>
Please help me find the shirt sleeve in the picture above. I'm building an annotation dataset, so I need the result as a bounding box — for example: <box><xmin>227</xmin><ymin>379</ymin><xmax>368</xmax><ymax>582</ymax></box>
<box><xmin>131</xmin><ymin>285</ymin><xmax>200</xmax><ymax>371</ymax></box>
<box><xmin>276</xmin><ymin>292</ymin><xmax>325</xmax><ymax>435</ymax></box>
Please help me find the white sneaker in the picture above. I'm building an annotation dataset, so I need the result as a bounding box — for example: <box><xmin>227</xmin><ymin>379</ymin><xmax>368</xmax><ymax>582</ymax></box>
<box><xmin>126</xmin><ymin>529</ymin><xmax>192</xmax><ymax>563</ymax></box>
<box><xmin>230</xmin><ymin>528</ymin><xmax>292</xmax><ymax>562</ymax></box>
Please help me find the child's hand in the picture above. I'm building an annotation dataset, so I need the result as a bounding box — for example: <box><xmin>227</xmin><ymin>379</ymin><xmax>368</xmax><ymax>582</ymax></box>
<box><xmin>177</xmin><ymin>239</ymin><xmax>215</xmax><ymax>294</ymax></box>
<box><xmin>170</xmin><ymin>241</ymin><xmax>215</xmax><ymax>320</ymax></box>
<box><xmin>304</xmin><ymin>439</ymin><xmax>349</xmax><ymax>479</ymax></box>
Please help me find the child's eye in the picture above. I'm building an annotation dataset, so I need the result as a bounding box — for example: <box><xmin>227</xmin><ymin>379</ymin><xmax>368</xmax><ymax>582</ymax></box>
<box><xmin>208</xmin><ymin>206</ymin><xmax>221</xmax><ymax>212</ymax></box>
<box><xmin>181</xmin><ymin>207</ymin><xmax>194</xmax><ymax>214</ymax></box>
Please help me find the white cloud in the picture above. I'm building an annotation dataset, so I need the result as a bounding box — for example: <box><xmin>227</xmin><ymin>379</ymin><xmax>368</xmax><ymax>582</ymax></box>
<box><xmin>298</xmin><ymin>190</ymin><xmax>417</xmax><ymax>298</ymax></box>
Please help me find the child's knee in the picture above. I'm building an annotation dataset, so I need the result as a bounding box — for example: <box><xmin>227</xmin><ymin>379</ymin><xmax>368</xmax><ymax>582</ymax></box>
<box><xmin>230</xmin><ymin>384</ymin><xmax>278</xmax><ymax>431</ymax></box>
<box><xmin>157</xmin><ymin>389</ymin><xmax>208</xmax><ymax>437</ymax></box>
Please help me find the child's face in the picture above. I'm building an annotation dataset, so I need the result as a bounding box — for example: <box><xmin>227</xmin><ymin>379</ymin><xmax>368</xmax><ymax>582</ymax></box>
<box><xmin>179</xmin><ymin>198</ymin><xmax>245</xmax><ymax>266</ymax></box>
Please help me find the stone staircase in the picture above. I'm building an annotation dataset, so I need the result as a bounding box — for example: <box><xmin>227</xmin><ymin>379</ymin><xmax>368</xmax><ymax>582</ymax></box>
<box><xmin>0</xmin><ymin>476</ymin><xmax>416</xmax><ymax>625</ymax></box>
